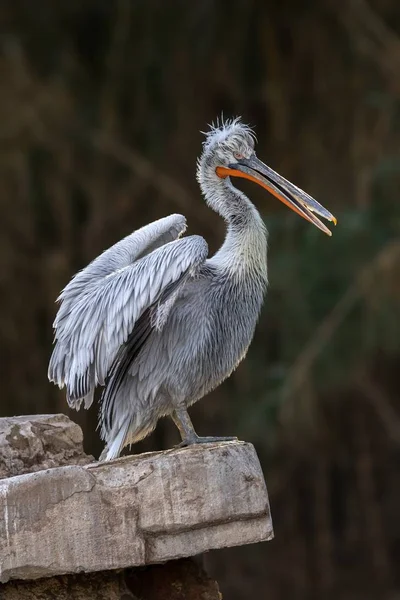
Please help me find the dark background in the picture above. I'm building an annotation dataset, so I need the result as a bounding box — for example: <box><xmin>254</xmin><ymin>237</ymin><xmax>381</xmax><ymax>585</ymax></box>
<box><xmin>1</xmin><ymin>1</ymin><xmax>400</xmax><ymax>598</ymax></box>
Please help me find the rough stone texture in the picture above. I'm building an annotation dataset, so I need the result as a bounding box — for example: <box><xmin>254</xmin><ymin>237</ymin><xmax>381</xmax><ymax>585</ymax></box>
<box><xmin>0</xmin><ymin>414</ymin><xmax>93</xmax><ymax>479</ymax></box>
<box><xmin>126</xmin><ymin>558</ymin><xmax>222</xmax><ymax>600</ymax></box>
<box><xmin>0</xmin><ymin>570</ymin><xmax>135</xmax><ymax>600</ymax></box>
<box><xmin>0</xmin><ymin>438</ymin><xmax>273</xmax><ymax>583</ymax></box>
<box><xmin>0</xmin><ymin>559</ymin><xmax>221</xmax><ymax>600</ymax></box>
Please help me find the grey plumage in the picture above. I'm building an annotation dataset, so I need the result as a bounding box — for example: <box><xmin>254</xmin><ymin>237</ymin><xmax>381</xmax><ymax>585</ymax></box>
<box><xmin>49</xmin><ymin>117</ymin><xmax>336</xmax><ymax>460</ymax></box>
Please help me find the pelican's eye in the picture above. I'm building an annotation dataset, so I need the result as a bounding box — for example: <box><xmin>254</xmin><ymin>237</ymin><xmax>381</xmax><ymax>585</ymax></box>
<box><xmin>234</xmin><ymin>151</ymin><xmax>244</xmax><ymax>160</ymax></box>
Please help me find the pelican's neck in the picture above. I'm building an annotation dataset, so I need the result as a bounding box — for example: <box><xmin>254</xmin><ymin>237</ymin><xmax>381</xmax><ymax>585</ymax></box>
<box><xmin>207</xmin><ymin>178</ymin><xmax>268</xmax><ymax>277</ymax></box>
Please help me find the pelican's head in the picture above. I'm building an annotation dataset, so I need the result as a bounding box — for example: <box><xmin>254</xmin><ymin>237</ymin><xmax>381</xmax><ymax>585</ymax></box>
<box><xmin>197</xmin><ymin>116</ymin><xmax>336</xmax><ymax>235</ymax></box>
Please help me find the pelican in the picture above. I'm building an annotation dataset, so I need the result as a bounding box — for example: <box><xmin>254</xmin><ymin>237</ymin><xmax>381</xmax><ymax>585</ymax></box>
<box><xmin>48</xmin><ymin>117</ymin><xmax>336</xmax><ymax>460</ymax></box>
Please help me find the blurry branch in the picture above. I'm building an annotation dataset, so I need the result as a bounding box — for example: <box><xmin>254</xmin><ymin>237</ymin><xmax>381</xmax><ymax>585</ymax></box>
<box><xmin>0</xmin><ymin>96</ymin><xmax>205</xmax><ymax>231</ymax></box>
<box><xmin>284</xmin><ymin>482</ymin><xmax>309</xmax><ymax>595</ymax></box>
<box><xmin>89</xmin><ymin>0</ymin><xmax>132</xmax><ymax>245</ymax></box>
<box><xmin>332</xmin><ymin>0</ymin><xmax>400</xmax><ymax>85</ymax></box>
<box><xmin>1</xmin><ymin>34</ymin><xmax>206</xmax><ymax>228</ymax></box>
<box><xmin>354</xmin><ymin>371</ymin><xmax>400</xmax><ymax>444</ymax></box>
<box><xmin>314</xmin><ymin>457</ymin><xmax>334</xmax><ymax>593</ymax></box>
<box><xmin>0</xmin><ymin>90</ymin><xmax>49</xmax><ymax>143</ymax></box>
<box><xmin>281</xmin><ymin>239</ymin><xmax>400</xmax><ymax>409</ymax></box>
<box><xmin>100</xmin><ymin>0</ymin><xmax>131</xmax><ymax>132</ymax></box>
<box><xmin>89</xmin><ymin>131</ymin><xmax>210</xmax><ymax>228</ymax></box>
<box><xmin>353</xmin><ymin>406</ymin><xmax>391</xmax><ymax>580</ymax></box>
<box><xmin>1</xmin><ymin>34</ymin><xmax>30</xmax><ymax>88</ymax></box>
<box><xmin>2</xmin><ymin>107</ymin><xmax>204</xmax><ymax>230</ymax></box>
<box><xmin>0</xmin><ymin>36</ymin><xmax>50</xmax><ymax>142</ymax></box>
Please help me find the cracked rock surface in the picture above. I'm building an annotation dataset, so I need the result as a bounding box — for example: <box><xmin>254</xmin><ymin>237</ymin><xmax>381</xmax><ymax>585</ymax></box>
<box><xmin>0</xmin><ymin>415</ymin><xmax>273</xmax><ymax>584</ymax></box>
<box><xmin>0</xmin><ymin>414</ymin><xmax>93</xmax><ymax>479</ymax></box>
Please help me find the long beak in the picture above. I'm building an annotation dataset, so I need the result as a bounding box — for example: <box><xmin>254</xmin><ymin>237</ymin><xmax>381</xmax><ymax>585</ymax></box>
<box><xmin>216</xmin><ymin>155</ymin><xmax>337</xmax><ymax>236</ymax></box>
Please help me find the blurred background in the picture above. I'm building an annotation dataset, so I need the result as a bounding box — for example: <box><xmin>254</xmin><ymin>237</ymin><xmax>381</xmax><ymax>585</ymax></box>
<box><xmin>1</xmin><ymin>1</ymin><xmax>400</xmax><ymax>598</ymax></box>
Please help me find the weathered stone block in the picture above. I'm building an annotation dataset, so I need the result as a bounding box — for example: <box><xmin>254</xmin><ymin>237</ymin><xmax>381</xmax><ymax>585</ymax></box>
<box><xmin>0</xmin><ymin>438</ymin><xmax>273</xmax><ymax>583</ymax></box>
<box><xmin>0</xmin><ymin>414</ymin><xmax>92</xmax><ymax>479</ymax></box>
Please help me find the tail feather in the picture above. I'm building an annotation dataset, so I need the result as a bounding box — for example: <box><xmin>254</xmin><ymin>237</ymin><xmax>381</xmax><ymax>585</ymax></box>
<box><xmin>100</xmin><ymin>419</ymin><xmax>131</xmax><ymax>461</ymax></box>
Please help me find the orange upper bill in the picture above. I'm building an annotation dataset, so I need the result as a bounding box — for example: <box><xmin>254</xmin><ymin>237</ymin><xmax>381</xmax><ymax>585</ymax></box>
<box><xmin>216</xmin><ymin>161</ymin><xmax>336</xmax><ymax>236</ymax></box>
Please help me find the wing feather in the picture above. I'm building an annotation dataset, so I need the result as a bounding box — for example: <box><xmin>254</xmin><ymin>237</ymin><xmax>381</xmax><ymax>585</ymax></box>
<box><xmin>100</xmin><ymin>270</ymin><xmax>193</xmax><ymax>435</ymax></box>
<box><xmin>52</xmin><ymin>214</ymin><xmax>186</xmax><ymax>335</ymax></box>
<box><xmin>48</xmin><ymin>224</ymin><xmax>207</xmax><ymax>410</ymax></box>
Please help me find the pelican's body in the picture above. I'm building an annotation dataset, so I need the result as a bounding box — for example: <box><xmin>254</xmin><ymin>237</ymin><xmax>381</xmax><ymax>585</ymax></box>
<box><xmin>114</xmin><ymin>214</ymin><xmax>267</xmax><ymax>452</ymax></box>
<box><xmin>49</xmin><ymin>118</ymin><xmax>335</xmax><ymax>460</ymax></box>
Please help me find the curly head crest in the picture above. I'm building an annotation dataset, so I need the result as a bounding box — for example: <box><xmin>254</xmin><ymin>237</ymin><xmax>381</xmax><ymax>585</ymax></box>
<box><xmin>201</xmin><ymin>116</ymin><xmax>256</xmax><ymax>152</ymax></box>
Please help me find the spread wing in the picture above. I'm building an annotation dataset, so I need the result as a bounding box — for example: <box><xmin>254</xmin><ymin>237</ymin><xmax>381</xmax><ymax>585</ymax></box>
<box><xmin>48</xmin><ymin>213</ymin><xmax>208</xmax><ymax>409</ymax></box>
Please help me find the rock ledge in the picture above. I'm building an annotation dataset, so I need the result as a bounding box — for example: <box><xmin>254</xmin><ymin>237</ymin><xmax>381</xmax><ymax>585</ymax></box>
<box><xmin>0</xmin><ymin>415</ymin><xmax>273</xmax><ymax>585</ymax></box>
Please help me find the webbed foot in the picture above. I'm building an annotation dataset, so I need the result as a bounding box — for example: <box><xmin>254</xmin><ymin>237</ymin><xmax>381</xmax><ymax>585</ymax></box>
<box><xmin>171</xmin><ymin>408</ymin><xmax>237</xmax><ymax>448</ymax></box>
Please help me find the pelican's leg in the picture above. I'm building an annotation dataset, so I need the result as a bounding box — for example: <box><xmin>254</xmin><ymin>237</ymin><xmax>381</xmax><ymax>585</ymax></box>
<box><xmin>171</xmin><ymin>408</ymin><xmax>237</xmax><ymax>447</ymax></box>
